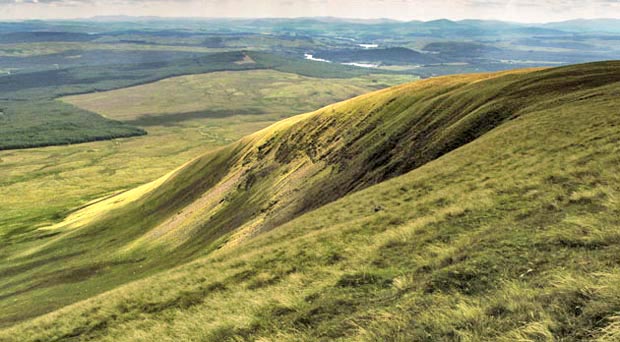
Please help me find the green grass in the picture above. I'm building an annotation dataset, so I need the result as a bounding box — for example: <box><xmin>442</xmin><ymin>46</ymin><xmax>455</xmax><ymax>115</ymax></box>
<box><xmin>0</xmin><ymin>67</ymin><xmax>412</xmax><ymax>329</ymax></box>
<box><xmin>61</xmin><ymin>70</ymin><xmax>415</xmax><ymax>123</ymax></box>
<box><xmin>1</xmin><ymin>61</ymin><xmax>619</xmax><ymax>341</ymax></box>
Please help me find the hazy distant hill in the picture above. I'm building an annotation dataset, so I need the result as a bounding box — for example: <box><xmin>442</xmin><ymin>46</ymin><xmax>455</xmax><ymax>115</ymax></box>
<box><xmin>544</xmin><ymin>18</ymin><xmax>620</xmax><ymax>33</ymax></box>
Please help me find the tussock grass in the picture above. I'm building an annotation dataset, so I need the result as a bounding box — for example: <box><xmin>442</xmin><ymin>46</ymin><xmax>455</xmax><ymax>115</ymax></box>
<box><xmin>0</xmin><ymin>61</ymin><xmax>619</xmax><ymax>341</ymax></box>
<box><xmin>0</xmin><ymin>68</ymin><xmax>407</xmax><ymax>325</ymax></box>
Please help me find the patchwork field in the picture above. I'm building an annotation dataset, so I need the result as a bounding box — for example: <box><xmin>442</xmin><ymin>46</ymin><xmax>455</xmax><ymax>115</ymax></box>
<box><xmin>61</xmin><ymin>70</ymin><xmax>416</xmax><ymax>123</ymax></box>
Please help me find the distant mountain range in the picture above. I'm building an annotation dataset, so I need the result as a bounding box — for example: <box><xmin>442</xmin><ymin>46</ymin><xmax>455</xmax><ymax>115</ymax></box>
<box><xmin>1</xmin><ymin>17</ymin><xmax>619</xmax><ymax>35</ymax></box>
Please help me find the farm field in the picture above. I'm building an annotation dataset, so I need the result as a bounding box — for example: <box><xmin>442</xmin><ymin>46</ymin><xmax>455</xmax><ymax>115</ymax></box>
<box><xmin>61</xmin><ymin>70</ymin><xmax>416</xmax><ymax>123</ymax></box>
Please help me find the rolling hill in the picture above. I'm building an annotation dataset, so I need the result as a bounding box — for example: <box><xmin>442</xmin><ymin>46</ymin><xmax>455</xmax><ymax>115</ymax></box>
<box><xmin>1</xmin><ymin>61</ymin><xmax>619</xmax><ymax>341</ymax></box>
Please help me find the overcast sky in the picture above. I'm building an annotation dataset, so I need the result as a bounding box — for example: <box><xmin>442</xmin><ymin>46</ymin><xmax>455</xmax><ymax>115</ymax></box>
<box><xmin>1</xmin><ymin>0</ymin><xmax>619</xmax><ymax>22</ymax></box>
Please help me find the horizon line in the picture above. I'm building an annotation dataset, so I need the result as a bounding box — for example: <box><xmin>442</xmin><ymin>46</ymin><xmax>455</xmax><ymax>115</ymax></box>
<box><xmin>1</xmin><ymin>15</ymin><xmax>619</xmax><ymax>26</ymax></box>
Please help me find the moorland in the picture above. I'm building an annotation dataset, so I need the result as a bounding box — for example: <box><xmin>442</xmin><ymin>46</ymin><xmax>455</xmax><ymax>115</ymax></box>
<box><xmin>0</xmin><ymin>17</ymin><xmax>619</xmax><ymax>342</ymax></box>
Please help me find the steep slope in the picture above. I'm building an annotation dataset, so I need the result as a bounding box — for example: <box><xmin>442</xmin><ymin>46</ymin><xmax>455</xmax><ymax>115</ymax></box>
<box><xmin>1</xmin><ymin>60</ymin><xmax>619</xmax><ymax>341</ymax></box>
<box><xmin>56</xmin><ymin>62</ymin><xmax>618</xmax><ymax>252</ymax></box>
<box><xmin>1</xmin><ymin>61</ymin><xmax>619</xmax><ymax>332</ymax></box>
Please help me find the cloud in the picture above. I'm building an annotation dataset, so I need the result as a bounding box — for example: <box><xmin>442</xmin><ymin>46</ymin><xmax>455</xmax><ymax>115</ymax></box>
<box><xmin>0</xmin><ymin>0</ymin><xmax>618</xmax><ymax>21</ymax></box>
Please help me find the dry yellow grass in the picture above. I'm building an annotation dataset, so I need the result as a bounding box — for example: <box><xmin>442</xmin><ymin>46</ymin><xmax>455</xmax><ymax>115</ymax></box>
<box><xmin>1</xmin><ymin>62</ymin><xmax>619</xmax><ymax>341</ymax></box>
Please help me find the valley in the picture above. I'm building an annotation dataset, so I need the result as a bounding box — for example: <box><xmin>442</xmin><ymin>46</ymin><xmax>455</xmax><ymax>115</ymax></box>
<box><xmin>0</xmin><ymin>61</ymin><xmax>619</xmax><ymax>341</ymax></box>
<box><xmin>1</xmin><ymin>69</ymin><xmax>412</xmax><ymax>253</ymax></box>
<box><xmin>0</xmin><ymin>15</ymin><xmax>619</xmax><ymax>342</ymax></box>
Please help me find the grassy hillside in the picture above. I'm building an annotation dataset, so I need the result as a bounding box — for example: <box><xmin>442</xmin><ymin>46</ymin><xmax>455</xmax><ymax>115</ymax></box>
<box><xmin>1</xmin><ymin>68</ymin><xmax>407</xmax><ymax>259</ymax></box>
<box><xmin>1</xmin><ymin>61</ymin><xmax>619</xmax><ymax>341</ymax></box>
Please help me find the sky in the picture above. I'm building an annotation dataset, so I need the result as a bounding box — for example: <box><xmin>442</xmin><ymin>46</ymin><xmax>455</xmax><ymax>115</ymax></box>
<box><xmin>0</xmin><ymin>0</ymin><xmax>619</xmax><ymax>22</ymax></box>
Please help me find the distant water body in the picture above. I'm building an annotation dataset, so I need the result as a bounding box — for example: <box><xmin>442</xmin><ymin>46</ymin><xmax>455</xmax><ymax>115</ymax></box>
<box><xmin>304</xmin><ymin>53</ymin><xmax>331</xmax><ymax>63</ymax></box>
<box><xmin>342</xmin><ymin>62</ymin><xmax>379</xmax><ymax>68</ymax></box>
<box><xmin>304</xmin><ymin>54</ymin><xmax>379</xmax><ymax>68</ymax></box>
